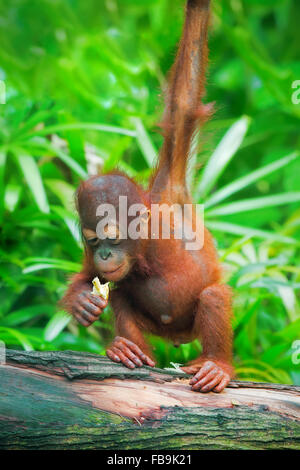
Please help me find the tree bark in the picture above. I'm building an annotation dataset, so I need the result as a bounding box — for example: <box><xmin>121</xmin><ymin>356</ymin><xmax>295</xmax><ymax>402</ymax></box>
<box><xmin>0</xmin><ymin>349</ymin><xmax>299</xmax><ymax>450</ymax></box>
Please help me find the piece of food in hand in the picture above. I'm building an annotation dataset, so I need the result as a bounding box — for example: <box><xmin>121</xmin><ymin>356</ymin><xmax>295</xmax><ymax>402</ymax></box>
<box><xmin>91</xmin><ymin>277</ymin><xmax>110</xmax><ymax>300</ymax></box>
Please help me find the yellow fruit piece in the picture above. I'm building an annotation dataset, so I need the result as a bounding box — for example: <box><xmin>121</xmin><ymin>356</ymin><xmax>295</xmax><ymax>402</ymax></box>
<box><xmin>92</xmin><ymin>277</ymin><xmax>110</xmax><ymax>300</ymax></box>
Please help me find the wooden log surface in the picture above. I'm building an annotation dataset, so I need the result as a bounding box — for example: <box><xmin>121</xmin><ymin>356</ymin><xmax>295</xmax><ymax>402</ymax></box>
<box><xmin>0</xmin><ymin>349</ymin><xmax>299</xmax><ymax>450</ymax></box>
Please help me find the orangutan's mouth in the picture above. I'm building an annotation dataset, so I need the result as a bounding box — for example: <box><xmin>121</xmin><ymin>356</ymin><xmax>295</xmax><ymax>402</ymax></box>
<box><xmin>101</xmin><ymin>262</ymin><xmax>125</xmax><ymax>278</ymax></box>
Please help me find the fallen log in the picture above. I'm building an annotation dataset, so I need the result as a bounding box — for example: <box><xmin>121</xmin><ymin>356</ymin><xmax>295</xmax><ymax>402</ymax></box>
<box><xmin>0</xmin><ymin>349</ymin><xmax>299</xmax><ymax>450</ymax></box>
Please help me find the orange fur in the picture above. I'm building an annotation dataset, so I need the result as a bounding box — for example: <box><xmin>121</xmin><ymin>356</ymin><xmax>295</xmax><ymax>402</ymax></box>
<box><xmin>61</xmin><ymin>0</ymin><xmax>234</xmax><ymax>392</ymax></box>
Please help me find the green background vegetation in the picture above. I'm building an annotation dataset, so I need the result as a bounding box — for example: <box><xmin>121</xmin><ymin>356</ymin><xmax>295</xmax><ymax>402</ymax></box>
<box><xmin>0</xmin><ymin>0</ymin><xmax>299</xmax><ymax>385</ymax></box>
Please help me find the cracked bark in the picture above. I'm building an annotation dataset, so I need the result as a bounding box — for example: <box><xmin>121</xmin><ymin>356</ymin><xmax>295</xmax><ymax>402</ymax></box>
<box><xmin>0</xmin><ymin>349</ymin><xmax>299</xmax><ymax>450</ymax></box>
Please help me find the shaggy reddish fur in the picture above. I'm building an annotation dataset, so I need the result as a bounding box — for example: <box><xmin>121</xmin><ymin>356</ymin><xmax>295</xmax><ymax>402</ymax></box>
<box><xmin>61</xmin><ymin>0</ymin><xmax>234</xmax><ymax>393</ymax></box>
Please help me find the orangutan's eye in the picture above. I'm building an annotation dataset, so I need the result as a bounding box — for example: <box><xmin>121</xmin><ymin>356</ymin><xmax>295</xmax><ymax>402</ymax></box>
<box><xmin>87</xmin><ymin>237</ymin><xmax>99</xmax><ymax>247</ymax></box>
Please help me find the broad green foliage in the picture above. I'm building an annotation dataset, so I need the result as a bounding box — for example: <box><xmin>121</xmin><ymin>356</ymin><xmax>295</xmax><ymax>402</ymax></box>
<box><xmin>0</xmin><ymin>0</ymin><xmax>299</xmax><ymax>384</ymax></box>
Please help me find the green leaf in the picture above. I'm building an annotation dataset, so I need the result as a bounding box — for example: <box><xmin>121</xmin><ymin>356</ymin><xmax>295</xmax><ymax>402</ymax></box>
<box><xmin>196</xmin><ymin>116</ymin><xmax>251</xmax><ymax>199</ymax></box>
<box><xmin>235</xmin><ymin>360</ymin><xmax>292</xmax><ymax>384</ymax></box>
<box><xmin>206</xmin><ymin>192</ymin><xmax>300</xmax><ymax>217</ymax></box>
<box><xmin>235</xmin><ymin>366</ymin><xmax>276</xmax><ymax>382</ymax></box>
<box><xmin>13</xmin><ymin>106</ymin><xmax>59</xmax><ymax>140</ymax></box>
<box><xmin>205</xmin><ymin>152</ymin><xmax>299</xmax><ymax>208</ymax></box>
<box><xmin>52</xmin><ymin>205</ymin><xmax>81</xmax><ymax>243</ymax></box>
<box><xmin>24</xmin><ymin>122</ymin><xmax>136</xmax><ymax>139</ymax></box>
<box><xmin>28</xmin><ymin>139</ymin><xmax>88</xmax><ymax>180</ymax></box>
<box><xmin>250</xmin><ymin>278</ymin><xmax>300</xmax><ymax>290</ymax></box>
<box><xmin>131</xmin><ymin>117</ymin><xmax>157</xmax><ymax>167</ymax></box>
<box><xmin>0</xmin><ymin>152</ymin><xmax>6</xmax><ymax>222</ymax></box>
<box><xmin>4</xmin><ymin>184</ymin><xmax>22</xmax><ymax>212</ymax></box>
<box><xmin>276</xmin><ymin>319</ymin><xmax>300</xmax><ymax>342</ymax></box>
<box><xmin>224</xmin><ymin>24</ymin><xmax>298</xmax><ymax>118</ymax></box>
<box><xmin>233</xmin><ymin>300</ymin><xmax>261</xmax><ymax>331</ymax></box>
<box><xmin>230</xmin><ymin>261</ymin><xmax>284</xmax><ymax>287</ymax></box>
<box><xmin>45</xmin><ymin>179</ymin><xmax>76</xmax><ymax>212</ymax></box>
<box><xmin>206</xmin><ymin>221</ymin><xmax>299</xmax><ymax>245</ymax></box>
<box><xmin>0</xmin><ymin>327</ymin><xmax>33</xmax><ymax>351</ymax></box>
<box><xmin>44</xmin><ymin>310</ymin><xmax>71</xmax><ymax>342</ymax></box>
<box><xmin>14</xmin><ymin>151</ymin><xmax>50</xmax><ymax>213</ymax></box>
<box><xmin>23</xmin><ymin>257</ymin><xmax>81</xmax><ymax>273</ymax></box>
<box><xmin>1</xmin><ymin>305</ymin><xmax>55</xmax><ymax>327</ymax></box>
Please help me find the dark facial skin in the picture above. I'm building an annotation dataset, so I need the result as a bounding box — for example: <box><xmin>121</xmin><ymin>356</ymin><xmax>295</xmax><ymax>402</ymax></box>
<box><xmin>82</xmin><ymin>227</ymin><xmax>133</xmax><ymax>282</ymax></box>
<box><xmin>78</xmin><ymin>174</ymin><xmax>146</xmax><ymax>282</ymax></box>
<box><xmin>65</xmin><ymin>178</ymin><xmax>142</xmax><ymax>326</ymax></box>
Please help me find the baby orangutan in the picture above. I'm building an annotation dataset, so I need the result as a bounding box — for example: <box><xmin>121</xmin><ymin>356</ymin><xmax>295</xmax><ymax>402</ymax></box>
<box><xmin>61</xmin><ymin>0</ymin><xmax>233</xmax><ymax>393</ymax></box>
